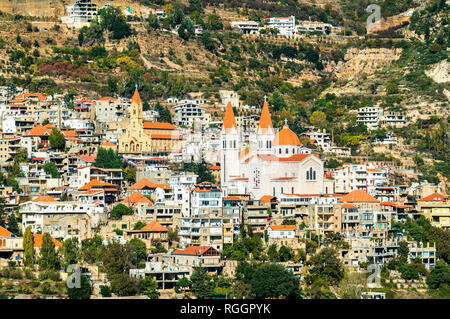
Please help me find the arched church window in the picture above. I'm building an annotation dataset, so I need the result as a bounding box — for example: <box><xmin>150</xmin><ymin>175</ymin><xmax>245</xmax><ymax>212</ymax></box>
<box><xmin>307</xmin><ymin>167</ymin><xmax>316</xmax><ymax>181</ymax></box>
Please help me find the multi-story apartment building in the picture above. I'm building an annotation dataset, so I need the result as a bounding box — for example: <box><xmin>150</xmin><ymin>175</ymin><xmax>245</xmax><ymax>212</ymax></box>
<box><xmin>357</xmin><ymin>106</ymin><xmax>383</xmax><ymax>130</ymax></box>
<box><xmin>265</xmin><ymin>16</ymin><xmax>296</xmax><ymax>35</ymax></box>
<box><xmin>334</xmin><ymin>163</ymin><xmax>387</xmax><ymax>195</ymax></box>
<box><xmin>407</xmin><ymin>241</ymin><xmax>436</xmax><ymax>269</ymax></box>
<box><xmin>191</xmin><ymin>182</ymin><xmax>222</xmax><ymax>217</ymax></box>
<box><xmin>416</xmin><ymin>193</ymin><xmax>450</xmax><ymax>230</ymax></box>
<box><xmin>336</xmin><ymin>190</ymin><xmax>391</xmax><ymax>239</ymax></box>
<box><xmin>174</xmin><ymin>102</ymin><xmax>210</xmax><ymax>128</ymax></box>
<box><xmin>230</xmin><ymin>21</ymin><xmax>260</xmax><ymax>34</ymax></box>
<box><xmin>381</xmin><ymin>112</ymin><xmax>406</xmax><ymax>128</ymax></box>
<box><xmin>19</xmin><ymin>196</ymin><xmax>105</xmax><ymax>240</ymax></box>
<box><xmin>178</xmin><ymin>217</ymin><xmax>224</xmax><ymax>251</ymax></box>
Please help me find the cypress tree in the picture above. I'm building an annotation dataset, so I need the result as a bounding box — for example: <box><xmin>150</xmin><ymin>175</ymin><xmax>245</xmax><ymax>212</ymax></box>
<box><xmin>23</xmin><ymin>226</ymin><xmax>35</xmax><ymax>267</ymax></box>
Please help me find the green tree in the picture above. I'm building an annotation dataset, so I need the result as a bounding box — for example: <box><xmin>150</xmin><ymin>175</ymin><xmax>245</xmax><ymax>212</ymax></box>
<box><xmin>39</xmin><ymin>233</ymin><xmax>59</xmax><ymax>270</ymax></box>
<box><xmin>23</xmin><ymin>226</ymin><xmax>35</xmax><ymax>267</ymax></box>
<box><xmin>306</xmin><ymin>248</ymin><xmax>344</xmax><ymax>286</ymax></box>
<box><xmin>178</xmin><ymin>18</ymin><xmax>195</xmax><ymax>40</ymax></box>
<box><xmin>278</xmin><ymin>246</ymin><xmax>294</xmax><ymax>262</ymax></box>
<box><xmin>155</xmin><ymin>102</ymin><xmax>172</xmax><ymax>123</ymax></box>
<box><xmin>248</xmin><ymin>263</ymin><xmax>302</xmax><ymax>299</ymax></box>
<box><xmin>123</xmin><ymin>166</ymin><xmax>136</xmax><ymax>182</ymax></box>
<box><xmin>110</xmin><ymin>273</ymin><xmax>139</xmax><ymax>296</ymax></box>
<box><xmin>175</xmin><ymin>277</ymin><xmax>191</xmax><ymax>293</ymax></box>
<box><xmin>98</xmin><ymin>6</ymin><xmax>132</xmax><ymax>40</ymax></box>
<box><xmin>6</xmin><ymin>212</ymin><xmax>19</xmax><ymax>236</ymax></box>
<box><xmin>139</xmin><ymin>276</ymin><xmax>159</xmax><ymax>299</ymax></box>
<box><xmin>267</xmin><ymin>244</ymin><xmax>279</xmax><ymax>262</ymax></box>
<box><xmin>110</xmin><ymin>203</ymin><xmax>133</xmax><ymax>220</ymax></box>
<box><xmin>95</xmin><ymin>147</ymin><xmax>122</xmax><ymax>169</ymax></box>
<box><xmin>309</xmin><ymin>110</ymin><xmax>328</xmax><ymax>129</ymax></box>
<box><xmin>61</xmin><ymin>238</ymin><xmax>80</xmax><ymax>268</ymax></box>
<box><xmin>49</xmin><ymin>129</ymin><xmax>66</xmax><ymax>150</ymax></box>
<box><xmin>127</xmin><ymin>238</ymin><xmax>147</xmax><ymax>265</ymax></box>
<box><xmin>206</xmin><ymin>14</ymin><xmax>223</xmax><ymax>30</ymax></box>
<box><xmin>43</xmin><ymin>162</ymin><xmax>60</xmax><ymax>178</ymax></box>
<box><xmin>67</xmin><ymin>274</ymin><xmax>92</xmax><ymax>299</ymax></box>
<box><xmin>426</xmin><ymin>260</ymin><xmax>450</xmax><ymax>290</ymax></box>
<box><xmin>190</xmin><ymin>267</ymin><xmax>214</xmax><ymax>299</ymax></box>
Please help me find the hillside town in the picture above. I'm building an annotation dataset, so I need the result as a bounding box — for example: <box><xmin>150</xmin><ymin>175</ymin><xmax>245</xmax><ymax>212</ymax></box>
<box><xmin>0</xmin><ymin>0</ymin><xmax>448</xmax><ymax>301</ymax></box>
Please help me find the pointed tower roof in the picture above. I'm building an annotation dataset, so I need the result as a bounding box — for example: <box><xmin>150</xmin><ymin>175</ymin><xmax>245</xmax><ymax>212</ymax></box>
<box><xmin>221</xmin><ymin>101</ymin><xmax>238</xmax><ymax>134</ymax></box>
<box><xmin>131</xmin><ymin>89</ymin><xmax>142</xmax><ymax>105</ymax></box>
<box><xmin>258</xmin><ymin>101</ymin><xmax>273</xmax><ymax>134</ymax></box>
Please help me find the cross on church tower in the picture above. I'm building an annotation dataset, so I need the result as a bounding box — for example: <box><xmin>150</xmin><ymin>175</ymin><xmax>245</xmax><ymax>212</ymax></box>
<box><xmin>284</xmin><ymin>118</ymin><xmax>288</xmax><ymax>126</ymax></box>
<box><xmin>263</xmin><ymin>95</ymin><xmax>267</xmax><ymax>102</ymax></box>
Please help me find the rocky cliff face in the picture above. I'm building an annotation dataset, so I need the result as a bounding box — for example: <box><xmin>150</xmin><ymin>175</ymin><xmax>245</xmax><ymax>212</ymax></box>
<box><xmin>0</xmin><ymin>0</ymin><xmax>66</xmax><ymax>17</ymax></box>
<box><xmin>334</xmin><ymin>48</ymin><xmax>403</xmax><ymax>80</ymax></box>
<box><xmin>425</xmin><ymin>59</ymin><xmax>450</xmax><ymax>84</ymax></box>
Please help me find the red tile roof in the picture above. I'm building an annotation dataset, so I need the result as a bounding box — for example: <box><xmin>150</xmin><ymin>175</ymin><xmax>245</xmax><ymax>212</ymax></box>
<box><xmin>143</xmin><ymin>122</ymin><xmax>177</xmax><ymax>130</ymax></box>
<box><xmin>80</xmin><ymin>155</ymin><xmax>96</xmax><ymax>162</ymax></box>
<box><xmin>129</xmin><ymin>178</ymin><xmax>171</xmax><ymax>191</ymax></box>
<box><xmin>338</xmin><ymin>190</ymin><xmax>379</xmax><ymax>203</ymax></box>
<box><xmin>269</xmin><ymin>225</ymin><xmax>296</xmax><ymax>231</ymax></box>
<box><xmin>172</xmin><ymin>246</ymin><xmax>217</xmax><ymax>256</ymax></box>
<box><xmin>23</xmin><ymin>125</ymin><xmax>52</xmax><ymax>137</ymax></box>
<box><xmin>140</xmin><ymin>221</ymin><xmax>168</xmax><ymax>232</ymax></box>
<box><xmin>0</xmin><ymin>225</ymin><xmax>12</xmax><ymax>237</ymax></box>
<box><xmin>341</xmin><ymin>203</ymin><xmax>358</xmax><ymax>209</ymax></box>
<box><xmin>79</xmin><ymin>179</ymin><xmax>116</xmax><ymax>191</ymax></box>
<box><xmin>121</xmin><ymin>192</ymin><xmax>153</xmax><ymax>206</ymax></box>
<box><xmin>259</xmin><ymin>195</ymin><xmax>277</xmax><ymax>203</ymax></box>
<box><xmin>33</xmin><ymin>234</ymin><xmax>62</xmax><ymax>247</ymax></box>
<box><xmin>33</xmin><ymin>196</ymin><xmax>56</xmax><ymax>202</ymax></box>
<box><xmin>418</xmin><ymin>193</ymin><xmax>448</xmax><ymax>202</ymax></box>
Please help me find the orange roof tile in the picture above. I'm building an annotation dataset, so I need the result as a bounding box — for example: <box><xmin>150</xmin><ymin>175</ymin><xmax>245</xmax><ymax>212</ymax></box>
<box><xmin>121</xmin><ymin>192</ymin><xmax>153</xmax><ymax>206</ymax></box>
<box><xmin>367</xmin><ymin>168</ymin><xmax>382</xmax><ymax>173</ymax></box>
<box><xmin>221</xmin><ymin>101</ymin><xmax>238</xmax><ymax>133</ymax></box>
<box><xmin>258</xmin><ymin>101</ymin><xmax>273</xmax><ymax>134</ymax></box>
<box><xmin>33</xmin><ymin>234</ymin><xmax>62</xmax><ymax>247</ymax></box>
<box><xmin>97</xmin><ymin>96</ymin><xmax>118</xmax><ymax>102</ymax></box>
<box><xmin>79</xmin><ymin>179</ymin><xmax>116</xmax><ymax>191</ymax></box>
<box><xmin>338</xmin><ymin>190</ymin><xmax>379</xmax><ymax>203</ymax></box>
<box><xmin>33</xmin><ymin>196</ymin><xmax>56</xmax><ymax>202</ymax></box>
<box><xmin>131</xmin><ymin>89</ymin><xmax>142</xmax><ymax>105</ymax></box>
<box><xmin>418</xmin><ymin>193</ymin><xmax>448</xmax><ymax>202</ymax></box>
<box><xmin>143</xmin><ymin>122</ymin><xmax>178</xmax><ymax>130</ymax></box>
<box><xmin>101</xmin><ymin>141</ymin><xmax>116</xmax><ymax>146</ymax></box>
<box><xmin>129</xmin><ymin>178</ymin><xmax>171</xmax><ymax>191</ymax></box>
<box><xmin>341</xmin><ymin>203</ymin><xmax>358</xmax><ymax>209</ymax></box>
<box><xmin>150</xmin><ymin>133</ymin><xmax>183</xmax><ymax>140</ymax></box>
<box><xmin>257</xmin><ymin>153</ymin><xmax>312</xmax><ymax>162</ymax></box>
<box><xmin>80</xmin><ymin>155</ymin><xmax>96</xmax><ymax>162</ymax></box>
<box><xmin>269</xmin><ymin>225</ymin><xmax>296</xmax><ymax>231</ymax></box>
<box><xmin>259</xmin><ymin>195</ymin><xmax>277</xmax><ymax>202</ymax></box>
<box><xmin>23</xmin><ymin>125</ymin><xmax>52</xmax><ymax>137</ymax></box>
<box><xmin>0</xmin><ymin>225</ymin><xmax>12</xmax><ymax>237</ymax></box>
<box><xmin>172</xmin><ymin>246</ymin><xmax>217</xmax><ymax>256</ymax></box>
<box><xmin>140</xmin><ymin>221</ymin><xmax>168</xmax><ymax>232</ymax></box>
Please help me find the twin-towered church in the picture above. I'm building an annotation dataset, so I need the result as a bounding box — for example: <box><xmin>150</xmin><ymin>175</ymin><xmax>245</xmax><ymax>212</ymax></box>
<box><xmin>220</xmin><ymin>101</ymin><xmax>324</xmax><ymax>199</ymax></box>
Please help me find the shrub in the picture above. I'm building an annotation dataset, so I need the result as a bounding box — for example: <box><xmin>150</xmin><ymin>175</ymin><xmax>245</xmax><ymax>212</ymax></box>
<box><xmin>100</xmin><ymin>285</ymin><xmax>112</xmax><ymax>297</ymax></box>
<box><xmin>25</xmin><ymin>269</ymin><xmax>35</xmax><ymax>280</ymax></box>
<box><xmin>41</xmin><ymin>283</ymin><xmax>53</xmax><ymax>295</ymax></box>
